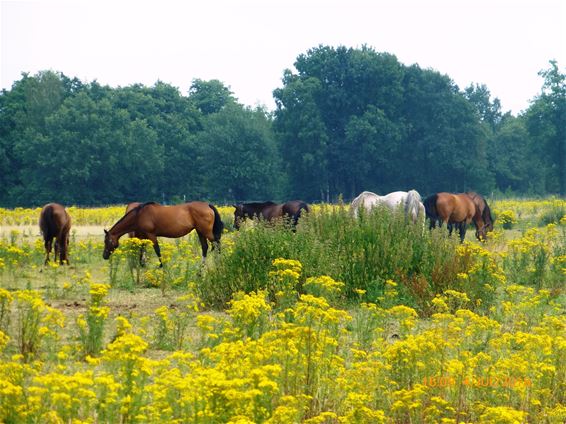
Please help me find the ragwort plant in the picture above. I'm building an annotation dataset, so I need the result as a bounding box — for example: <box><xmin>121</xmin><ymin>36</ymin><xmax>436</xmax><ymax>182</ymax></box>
<box><xmin>76</xmin><ymin>281</ymin><xmax>111</xmax><ymax>357</ymax></box>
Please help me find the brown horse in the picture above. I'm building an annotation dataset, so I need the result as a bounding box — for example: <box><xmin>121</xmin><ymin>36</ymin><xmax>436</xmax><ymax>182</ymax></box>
<box><xmin>233</xmin><ymin>200</ymin><xmax>309</xmax><ymax>230</ymax></box>
<box><xmin>103</xmin><ymin>201</ymin><xmax>224</xmax><ymax>266</ymax></box>
<box><xmin>465</xmin><ymin>192</ymin><xmax>494</xmax><ymax>240</ymax></box>
<box><xmin>423</xmin><ymin>193</ymin><xmax>480</xmax><ymax>242</ymax></box>
<box><xmin>39</xmin><ymin>203</ymin><xmax>71</xmax><ymax>265</ymax></box>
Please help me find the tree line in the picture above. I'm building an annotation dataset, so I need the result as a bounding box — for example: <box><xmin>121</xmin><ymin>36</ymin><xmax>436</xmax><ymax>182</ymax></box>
<box><xmin>0</xmin><ymin>45</ymin><xmax>564</xmax><ymax>207</ymax></box>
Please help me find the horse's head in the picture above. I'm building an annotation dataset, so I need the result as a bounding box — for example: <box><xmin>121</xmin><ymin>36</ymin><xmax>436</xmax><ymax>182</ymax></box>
<box><xmin>476</xmin><ymin>225</ymin><xmax>487</xmax><ymax>241</ymax></box>
<box><xmin>233</xmin><ymin>204</ymin><xmax>244</xmax><ymax>230</ymax></box>
<box><xmin>103</xmin><ymin>229</ymin><xmax>119</xmax><ymax>259</ymax></box>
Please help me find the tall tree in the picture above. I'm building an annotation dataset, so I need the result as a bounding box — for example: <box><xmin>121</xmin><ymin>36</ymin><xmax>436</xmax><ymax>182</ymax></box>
<box><xmin>188</xmin><ymin>79</ymin><xmax>236</xmax><ymax>115</ymax></box>
<box><xmin>490</xmin><ymin>115</ymin><xmax>539</xmax><ymax>193</ymax></box>
<box><xmin>0</xmin><ymin>71</ymin><xmax>80</xmax><ymax>205</ymax></box>
<box><xmin>274</xmin><ymin>45</ymin><xmax>405</xmax><ymax>200</ymax></box>
<box><xmin>524</xmin><ymin>60</ymin><xmax>566</xmax><ymax>194</ymax></box>
<box><xmin>464</xmin><ymin>83</ymin><xmax>503</xmax><ymax>131</ymax></box>
<box><xmin>196</xmin><ymin>104</ymin><xmax>283</xmax><ymax>202</ymax></box>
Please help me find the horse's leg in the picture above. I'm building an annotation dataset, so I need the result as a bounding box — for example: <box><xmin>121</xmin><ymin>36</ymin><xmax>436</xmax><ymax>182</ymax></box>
<box><xmin>136</xmin><ymin>234</ymin><xmax>147</xmax><ymax>267</ymax></box>
<box><xmin>147</xmin><ymin>235</ymin><xmax>163</xmax><ymax>268</ymax></box>
<box><xmin>459</xmin><ymin>223</ymin><xmax>467</xmax><ymax>243</ymax></box>
<box><xmin>197</xmin><ymin>232</ymin><xmax>209</xmax><ymax>261</ymax></box>
<box><xmin>139</xmin><ymin>245</ymin><xmax>146</xmax><ymax>267</ymax></box>
<box><xmin>63</xmin><ymin>233</ymin><xmax>70</xmax><ymax>265</ymax></box>
<box><xmin>54</xmin><ymin>239</ymin><xmax>60</xmax><ymax>263</ymax></box>
<box><xmin>57</xmin><ymin>231</ymin><xmax>69</xmax><ymax>265</ymax></box>
<box><xmin>44</xmin><ymin>237</ymin><xmax>52</xmax><ymax>265</ymax></box>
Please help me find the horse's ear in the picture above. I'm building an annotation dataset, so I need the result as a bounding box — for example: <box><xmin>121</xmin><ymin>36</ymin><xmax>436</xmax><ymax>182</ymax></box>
<box><xmin>104</xmin><ymin>229</ymin><xmax>108</xmax><ymax>234</ymax></box>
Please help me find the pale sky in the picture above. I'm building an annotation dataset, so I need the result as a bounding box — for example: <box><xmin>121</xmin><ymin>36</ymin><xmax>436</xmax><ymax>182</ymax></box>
<box><xmin>1</xmin><ymin>0</ymin><xmax>564</xmax><ymax>115</ymax></box>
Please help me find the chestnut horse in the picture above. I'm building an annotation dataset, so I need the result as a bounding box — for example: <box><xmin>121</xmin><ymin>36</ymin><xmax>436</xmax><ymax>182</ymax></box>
<box><xmin>39</xmin><ymin>203</ymin><xmax>71</xmax><ymax>265</ymax></box>
<box><xmin>423</xmin><ymin>192</ymin><xmax>483</xmax><ymax>242</ymax></box>
<box><xmin>466</xmin><ymin>192</ymin><xmax>494</xmax><ymax>239</ymax></box>
<box><xmin>233</xmin><ymin>200</ymin><xmax>309</xmax><ymax>230</ymax></box>
<box><xmin>103</xmin><ymin>201</ymin><xmax>224</xmax><ymax>266</ymax></box>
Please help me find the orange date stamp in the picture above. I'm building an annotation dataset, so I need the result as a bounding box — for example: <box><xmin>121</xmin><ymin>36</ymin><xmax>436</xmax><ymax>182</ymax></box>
<box><xmin>422</xmin><ymin>375</ymin><xmax>532</xmax><ymax>388</ymax></box>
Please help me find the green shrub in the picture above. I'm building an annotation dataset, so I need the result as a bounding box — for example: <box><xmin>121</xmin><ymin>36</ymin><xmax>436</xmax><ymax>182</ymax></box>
<box><xmin>198</xmin><ymin>206</ymin><xmax>469</xmax><ymax>314</ymax></box>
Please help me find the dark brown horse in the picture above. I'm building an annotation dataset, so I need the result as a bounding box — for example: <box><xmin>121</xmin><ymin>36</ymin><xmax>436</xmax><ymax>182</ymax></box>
<box><xmin>39</xmin><ymin>203</ymin><xmax>71</xmax><ymax>265</ymax></box>
<box><xmin>233</xmin><ymin>200</ymin><xmax>309</xmax><ymax>230</ymax></box>
<box><xmin>465</xmin><ymin>192</ymin><xmax>494</xmax><ymax>240</ymax></box>
<box><xmin>103</xmin><ymin>202</ymin><xmax>224</xmax><ymax>266</ymax></box>
<box><xmin>423</xmin><ymin>193</ymin><xmax>482</xmax><ymax>242</ymax></box>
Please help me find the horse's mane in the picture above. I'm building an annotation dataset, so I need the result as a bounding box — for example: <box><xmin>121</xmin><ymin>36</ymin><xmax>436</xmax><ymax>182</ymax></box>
<box><xmin>110</xmin><ymin>201</ymin><xmax>156</xmax><ymax>231</ymax></box>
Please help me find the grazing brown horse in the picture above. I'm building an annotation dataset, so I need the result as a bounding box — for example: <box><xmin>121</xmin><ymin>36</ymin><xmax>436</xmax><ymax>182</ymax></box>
<box><xmin>465</xmin><ymin>192</ymin><xmax>494</xmax><ymax>240</ymax></box>
<box><xmin>423</xmin><ymin>193</ymin><xmax>481</xmax><ymax>242</ymax></box>
<box><xmin>233</xmin><ymin>200</ymin><xmax>309</xmax><ymax>230</ymax></box>
<box><xmin>39</xmin><ymin>203</ymin><xmax>71</xmax><ymax>265</ymax></box>
<box><xmin>103</xmin><ymin>202</ymin><xmax>224</xmax><ymax>266</ymax></box>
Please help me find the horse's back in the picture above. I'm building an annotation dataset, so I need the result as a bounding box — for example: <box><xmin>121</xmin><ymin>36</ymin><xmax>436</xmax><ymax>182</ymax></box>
<box><xmin>436</xmin><ymin>193</ymin><xmax>475</xmax><ymax>223</ymax></box>
<box><xmin>282</xmin><ymin>200</ymin><xmax>309</xmax><ymax>215</ymax></box>
<box><xmin>351</xmin><ymin>191</ymin><xmax>381</xmax><ymax>215</ymax></box>
<box><xmin>136</xmin><ymin>201</ymin><xmax>214</xmax><ymax>238</ymax></box>
<box><xmin>183</xmin><ymin>201</ymin><xmax>217</xmax><ymax>232</ymax></box>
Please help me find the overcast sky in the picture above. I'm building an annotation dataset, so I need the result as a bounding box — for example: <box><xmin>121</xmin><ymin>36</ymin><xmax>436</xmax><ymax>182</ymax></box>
<box><xmin>1</xmin><ymin>0</ymin><xmax>564</xmax><ymax>115</ymax></box>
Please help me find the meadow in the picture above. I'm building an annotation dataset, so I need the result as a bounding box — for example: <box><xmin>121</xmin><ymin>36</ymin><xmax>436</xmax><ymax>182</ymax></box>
<box><xmin>0</xmin><ymin>199</ymin><xmax>564</xmax><ymax>423</ymax></box>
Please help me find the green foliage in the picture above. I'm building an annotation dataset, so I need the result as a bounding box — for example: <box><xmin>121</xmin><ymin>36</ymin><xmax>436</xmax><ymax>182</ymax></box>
<box><xmin>274</xmin><ymin>46</ymin><xmax>495</xmax><ymax>198</ymax></box>
<box><xmin>196</xmin><ymin>103</ymin><xmax>283</xmax><ymax>202</ymax></box>
<box><xmin>0</xmin><ymin>56</ymin><xmax>564</xmax><ymax>205</ymax></box>
<box><xmin>524</xmin><ymin>60</ymin><xmax>566</xmax><ymax>195</ymax></box>
<box><xmin>197</xmin><ymin>207</ymin><xmax>467</xmax><ymax>313</ymax></box>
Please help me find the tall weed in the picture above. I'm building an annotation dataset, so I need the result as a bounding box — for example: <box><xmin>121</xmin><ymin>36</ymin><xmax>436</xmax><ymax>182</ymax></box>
<box><xmin>198</xmin><ymin>206</ymin><xmax>467</xmax><ymax>313</ymax></box>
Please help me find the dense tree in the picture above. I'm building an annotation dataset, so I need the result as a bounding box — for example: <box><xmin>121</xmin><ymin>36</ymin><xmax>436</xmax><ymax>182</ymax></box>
<box><xmin>196</xmin><ymin>104</ymin><xmax>283</xmax><ymax>202</ymax></box>
<box><xmin>0</xmin><ymin>54</ymin><xmax>563</xmax><ymax>206</ymax></box>
<box><xmin>0</xmin><ymin>71</ymin><xmax>82</xmax><ymax>203</ymax></box>
<box><xmin>188</xmin><ymin>79</ymin><xmax>236</xmax><ymax>115</ymax></box>
<box><xmin>274</xmin><ymin>46</ymin><xmax>493</xmax><ymax>199</ymax></box>
<box><xmin>489</xmin><ymin>115</ymin><xmax>538</xmax><ymax>193</ymax></box>
<box><xmin>273</xmin><ymin>73</ymin><xmax>329</xmax><ymax>200</ymax></box>
<box><xmin>524</xmin><ymin>61</ymin><xmax>566</xmax><ymax>194</ymax></box>
<box><xmin>464</xmin><ymin>83</ymin><xmax>503</xmax><ymax>131</ymax></box>
<box><xmin>12</xmin><ymin>90</ymin><xmax>163</xmax><ymax>205</ymax></box>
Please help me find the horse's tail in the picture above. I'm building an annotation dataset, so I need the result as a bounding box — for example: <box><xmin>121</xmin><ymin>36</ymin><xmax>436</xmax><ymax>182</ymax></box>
<box><xmin>423</xmin><ymin>194</ymin><xmax>439</xmax><ymax>221</ymax></box>
<box><xmin>209</xmin><ymin>204</ymin><xmax>224</xmax><ymax>242</ymax></box>
<box><xmin>405</xmin><ymin>190</ymin><xmax>422</xmax><ymax>223</ymax></box>
<box><xmin>293</xmin><ymin>202</ymin><xmax>310</xmax><ymax>226</ymax></box>
<box><xmin>40</xmin><ymin>204</ymin><xmax>56</xmax><ymax>241</ymax></box>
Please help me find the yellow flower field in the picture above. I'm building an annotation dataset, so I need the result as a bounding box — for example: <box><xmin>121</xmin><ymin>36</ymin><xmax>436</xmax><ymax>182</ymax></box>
<box><xmin>0</xmin><ymin>200</ymin><xmax>564</xmax><ymax>423</ymax></box>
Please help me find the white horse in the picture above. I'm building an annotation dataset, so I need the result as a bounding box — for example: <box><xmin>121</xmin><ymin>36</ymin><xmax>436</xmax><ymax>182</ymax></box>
<box><xmin>350</xmin><ymin>190</ymin><xmax>426</xmax><ymax>223</ymax></box>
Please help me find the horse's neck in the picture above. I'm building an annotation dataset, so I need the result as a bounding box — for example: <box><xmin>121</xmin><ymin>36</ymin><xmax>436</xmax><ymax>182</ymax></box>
<box><xmin>110</xmin><ymin>213</ymin><xmax>137</xmax><ymax>238</ymax></box>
